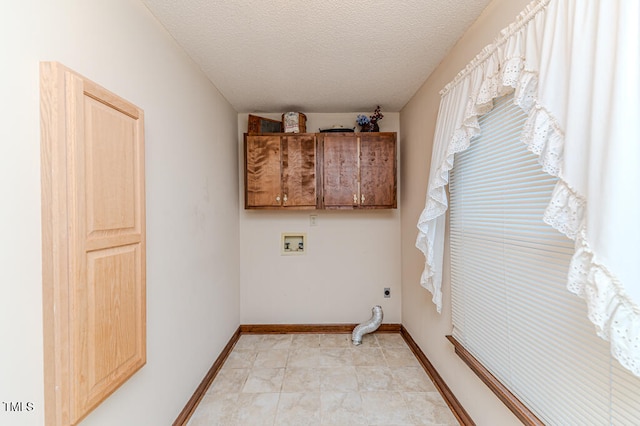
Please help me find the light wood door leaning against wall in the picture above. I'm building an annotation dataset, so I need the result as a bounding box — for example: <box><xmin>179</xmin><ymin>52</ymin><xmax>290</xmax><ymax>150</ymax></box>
<box><xmin>40</xmin><ymin>62</ymin><xmax>146</xmax><ymax>426</ymax></box>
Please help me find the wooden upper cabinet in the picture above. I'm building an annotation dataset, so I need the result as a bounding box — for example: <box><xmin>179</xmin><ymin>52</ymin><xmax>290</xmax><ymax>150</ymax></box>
<box><xmin>244</xmin><ymin>132</ymin><xmax>396</xmax><ymax>210</ymax></box>
<box><xmin>245</xmin><ymin>135</ymin><xmax>282</xmax><ymax>207</ymax></box>
<box><xmin>245</xmin><ymin>133</ymin><xmax>317</xmax><ymax>209</ymax></box>
<box><xmin>359</xmin><ymin>133</ymin><xmax>397</xmax><ymax>208</ymax></box>
<box><xmin>320</xmin><ymin>132</ymin><xmax>397</xmax><ymax>209</ymax></box>
<box><xmin>282</xmin><ymin>134</ymin><xmax>317</xmax><ymax>207</ymax></box>
<box><xmin>321</xmin><ymin>133</ymin><xmax>359</xmax><ymax>207</ymax></box>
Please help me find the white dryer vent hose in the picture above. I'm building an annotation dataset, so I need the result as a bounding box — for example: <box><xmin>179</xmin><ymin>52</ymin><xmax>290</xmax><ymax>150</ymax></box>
<box><xmin>352</xmin><ymin>305</ymin><xmax>383</xmax><ymax>345</ymax></box>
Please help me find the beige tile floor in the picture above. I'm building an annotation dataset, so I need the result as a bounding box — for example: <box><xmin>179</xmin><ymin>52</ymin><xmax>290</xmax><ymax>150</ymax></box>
<box><xmin>187</xmin><ymin>332</ymin><xmax>459</xmax><ymax>426</ymax></box>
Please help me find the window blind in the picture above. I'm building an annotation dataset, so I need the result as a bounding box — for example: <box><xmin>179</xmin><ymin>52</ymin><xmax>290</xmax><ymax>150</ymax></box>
<box><xmin>449</xmin><ymin>93</ymin><xmax>640</xmax><ymax>424</ymax></box>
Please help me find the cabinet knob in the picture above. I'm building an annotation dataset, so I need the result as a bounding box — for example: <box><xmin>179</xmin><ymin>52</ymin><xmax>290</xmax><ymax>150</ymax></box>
<box><xmin>353</xmin><ymin>194</ymin><xmax>358</xmax><ymax>204</ymax></box>
<box><xmin>283</xmin><ymin>194</ymin><xmax>288</xmax><ymax>203</ymax></box>
<box><xmin>361</xmin><ymin>194</ymin><xmax>365</xmax><ymax>203</ymax></box>
<box><xmin>276</xmin><ymin>195</ymin><xmax>281</xmax><ymax>202</ymax></box>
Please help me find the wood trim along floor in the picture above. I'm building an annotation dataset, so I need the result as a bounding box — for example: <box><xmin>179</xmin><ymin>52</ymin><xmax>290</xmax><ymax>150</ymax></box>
<box><xmin>239</xmin><ymin>323</ymin><xmax>402</xmax><ymax>334</ymax></box>
<box><xmin>402</xmin><ymin>327</ymin><xmax>475</xmax><ymax>426</ymax></box>
<box><xmin>172</xmin><ymin>327</ymin><xmax>241</xmax><ymax>426</ymax></box>
<box><xmin>173</xmin><ymin>324</ymin><xmax>466</xmax><ymax>425</ymax></box>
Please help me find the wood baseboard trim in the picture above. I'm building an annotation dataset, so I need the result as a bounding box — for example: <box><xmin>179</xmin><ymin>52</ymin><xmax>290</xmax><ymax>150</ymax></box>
<box><xmin>401</xmin><ymin>327</ymin><xmax>475</xmax><ymax>426</ymax></box>
<box><xmin>239</xmin><ymin>323</ymin><xmax>401</xmax><ymax>334</ymax></box>
<box><xmin>446</xmin><ymin>335</ymin><xmax>544</xmax><ymax>426</ymax></box>
<box><xmin>172</xmin><ymin>327</ymin><xmax>241</xmax><ymax>426</ymax></box>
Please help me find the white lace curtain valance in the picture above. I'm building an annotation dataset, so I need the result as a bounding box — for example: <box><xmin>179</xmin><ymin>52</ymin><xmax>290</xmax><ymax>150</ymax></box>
<box><xmin>416</xmin><ymin>0</ymin><xmax>640</xmax><ymax>375</ymax></box>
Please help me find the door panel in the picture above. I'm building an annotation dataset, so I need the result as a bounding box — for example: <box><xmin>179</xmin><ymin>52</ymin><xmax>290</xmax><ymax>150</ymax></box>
<box><xmin>282</xmin><ymin>135</ymin><xmax>316</xmax><ymax>207</ymax></box>
<box><xmin>360</xmin><ymin>133</ymin><xmax>396</xmax><ymax>208</ymax></box>
<box><xmin>41</xmin><ymin>62</ymin><xmax>146</xmax><ymax>426</ymax></box>
<box><xmin>321</xmin><ymin>134</ymin><xmax>358</xmax><ymax>207</ymax></box>
<box><xmin>85</xmin><ymin>96</ymin><xmax>137</xmax><ymax>233</ymax></box>
<box><xmin>84</xmin><ymin>245</ymin><xmax>140</xmax><ymax>398</ymax></box>
<box><xmin>245</xmin><ymin>135</ymin><xmax>282</xmax><ymax>207</ymax></box>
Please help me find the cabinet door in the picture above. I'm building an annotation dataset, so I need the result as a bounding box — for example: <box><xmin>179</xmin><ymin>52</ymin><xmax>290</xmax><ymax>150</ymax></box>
<box><xmin>322</xmin><ymin>133</ymin><xmax>359</xmax><ymax>208</ymax></box>
<box><xmin>40</xmin><ymin>62</ymin><xmax>146</xmax><ymax>425</ymax></box>
<box><xmin>360</xmin><ymin>133</ymin><xmax>397</xmax><ymax>208</ymax></box>
<box><xmin>282</xmin><ymin>134</ymin><xmax>317</xmax><ymax>207</ymax></box>
<box><xmin>245</xmin><ymin>135</ymin><xmax>282</xmax><ymax>207</ymax></box>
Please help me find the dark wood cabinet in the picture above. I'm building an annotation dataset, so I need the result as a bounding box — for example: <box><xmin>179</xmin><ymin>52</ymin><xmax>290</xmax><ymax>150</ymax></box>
<box><xmin>244</xmin><ymin>133</ymin><xmax>317</xmax><ymax>209</ymax></box>
<box><xmin>320</xmin><ymin>132</ymin><xmax>396</xmax><ymax>209</ymax></box>
<box><xmin>320</xmin><ymin>133</ymin><xmax>359</xmax><ymax>208</ymax></box>
<box><xmin>244</xmin><ymin>132</ymin><xmax>396</xmax><ymax>210</ymax></box>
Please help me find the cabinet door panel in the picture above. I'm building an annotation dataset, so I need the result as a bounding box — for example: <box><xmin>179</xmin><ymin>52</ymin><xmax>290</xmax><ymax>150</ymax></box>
<box><xmin>245</xmin><ymin>135</ymin><xmax>282</xmax><ymax>207</ymax></box>
<box><xmin>322</xmin><ymin>134</ymin><xmax>358</xmax><ymax>207</ymax></box>
<box><xmin>282</xmin><ymin>135</ymin><xmax>316</xmax><ymax>207</ymax></box>
<box><xmin>360</xmin><ymin>133</ymin><xmax>397</xmax><ymax>208</ymax></box>
<box><xmin>40</xmin><ymin>62</ymin><xmax>146</xmax><ymax>426</ymax></box>
<box><xmin>75</xmin><ymin>91</ymin><xmax>146</xmax><ymax>420</ymax></box>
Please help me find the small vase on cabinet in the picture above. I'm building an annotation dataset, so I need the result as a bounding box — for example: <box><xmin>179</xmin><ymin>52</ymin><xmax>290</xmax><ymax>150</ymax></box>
<box><xmin>360</xmin><ymin>121</ymin><xmax>379</xmax><ymax>132</ymax></box>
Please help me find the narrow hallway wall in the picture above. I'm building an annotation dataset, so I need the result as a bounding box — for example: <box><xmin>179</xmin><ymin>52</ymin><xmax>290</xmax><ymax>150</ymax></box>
<box><xmin>0</xmin><ymin>1</ymin><xmax>240</xmax><ymax>424</ymax></box>
<box><xmin>400</xmin><ymin>0</ymin><xmax>531</xmax><ymax>424</ymax></box>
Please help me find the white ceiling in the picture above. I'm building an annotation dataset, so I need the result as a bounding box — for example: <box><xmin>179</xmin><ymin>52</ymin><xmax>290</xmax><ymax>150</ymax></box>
<box><xmin>141</xmin><ymin>0</ymin><xmax>492</xmax><ymax>113</ymax></box>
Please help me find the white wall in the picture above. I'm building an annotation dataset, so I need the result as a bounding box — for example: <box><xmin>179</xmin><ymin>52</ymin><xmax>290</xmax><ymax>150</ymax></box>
<box><xmin>0</xmin><ymin>1</ymin><xmax>240</xmax><ymax>425</ymax></box>
<box><xmin>399</xmin><ymin>0</ymin><xmax>531</xmax><ymax>425</ymax></box>
<box><xmin>238</xmin><ymin>113</ymin><xmax>402</xmax><ymax>325</ymax></box>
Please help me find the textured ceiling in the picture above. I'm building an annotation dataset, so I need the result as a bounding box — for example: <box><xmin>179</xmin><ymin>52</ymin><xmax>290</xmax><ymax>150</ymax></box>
<box><xmin>141</xmin><ymin>0</ymin><xmax>492</xmax><ymax>113</ymax></box>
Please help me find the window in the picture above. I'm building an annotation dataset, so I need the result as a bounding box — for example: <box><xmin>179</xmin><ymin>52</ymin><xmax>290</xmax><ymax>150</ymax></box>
<box><xmin>449</xmin><ymin>93</ymin><xmax>640</xmax><ymax>424</ymax></box>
